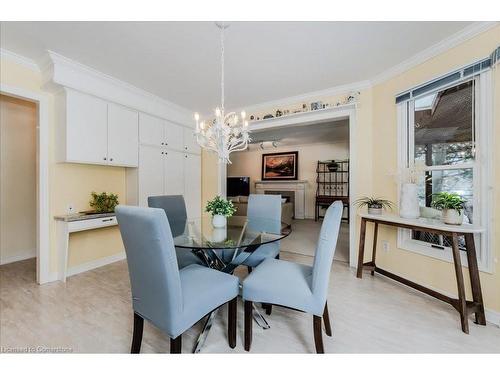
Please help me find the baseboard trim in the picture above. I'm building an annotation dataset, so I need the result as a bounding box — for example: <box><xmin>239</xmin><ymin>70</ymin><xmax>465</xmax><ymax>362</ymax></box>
<box><xmin>485</xmin><ymin>309</ymin><xmax>500</xmax><ymax>328</ymax></box>
<box><xmin>0</xmin><ymin>249</ymin><xmax>36</xmax><ymax>265</ymax></box>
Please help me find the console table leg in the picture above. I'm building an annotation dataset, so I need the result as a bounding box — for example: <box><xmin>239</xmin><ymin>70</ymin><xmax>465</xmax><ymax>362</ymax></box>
<box><xmin>356</xmin><ymin>218</ymin><xmax>367</xmax><ymax>278</ymax></box>
<box><xmin>451</xmin><ymin>233</ymin><xmax>469</xmax><ymax>334</ymax></box>
<box><xmin>464</xmin><ymin>233</ymin><xmax>486</xmax><ymax>325</ymax></box>
<box><xmin>371</xmin><ymin>222</ymin><xmax>379</xmax><ymax>276</ymax></box>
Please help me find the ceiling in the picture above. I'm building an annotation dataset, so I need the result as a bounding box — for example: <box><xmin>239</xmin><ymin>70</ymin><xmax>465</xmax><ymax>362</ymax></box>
<box><xmin>0</xmin><ymin>21</ymin><xmax>473</xmax><ymax>113</ymax></box>
<box><xmin>249</xmin><ymin>119</ymin><xmax>349</xmax><ymax>148</ymax></box>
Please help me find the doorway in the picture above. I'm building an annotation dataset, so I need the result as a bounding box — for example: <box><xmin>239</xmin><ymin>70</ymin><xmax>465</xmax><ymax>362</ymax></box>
<box><xmin>0</xmin><ymin>94</ymin><xmax>37</xmax><ymax>275</ymax></box>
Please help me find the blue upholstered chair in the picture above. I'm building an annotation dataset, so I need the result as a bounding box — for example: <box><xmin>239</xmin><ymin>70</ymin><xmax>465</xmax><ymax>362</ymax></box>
<box><xmin>115</xmin><ymin>205</ymin><xmax>239</xmax><ymax>353</ymax></box>
<box><xmin>242</xmin><ymin>201</ymin><xmax>343</xmax><ymax>353</ymax></box>
<box><xmin>242</xmin><ymin>194</ymin><xmax>282</xmax><ymax>268</ymax></box>
<box><xmin>148</xmin><ymin>195</ymin><xmax>203</xmax><ymax>269</ymax></box>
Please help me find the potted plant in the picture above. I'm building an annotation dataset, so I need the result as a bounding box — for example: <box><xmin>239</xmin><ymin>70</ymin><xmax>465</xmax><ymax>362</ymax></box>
<box><xmin>326</xmin><ymin>160</ymin><xmax>339</xmax><ymax>172</ymax></box>
<box><xmin>89</xmin><ymin>191</ymin><xmax>119</xmax><ymax>213</ymax></box>
<box><xmin>431</xmin><ymin>192</ymin><xmax>466</xmax><ymax>225</ymax></box>
<box><xmin>205</xmin><ymin>196</ymin><xmax>236</xmax><ymax>228</ymax></box>
<box><xmin>354</xmin><ymin>197</ymin><xmax>394</xmax><ymax>215</ymax></box>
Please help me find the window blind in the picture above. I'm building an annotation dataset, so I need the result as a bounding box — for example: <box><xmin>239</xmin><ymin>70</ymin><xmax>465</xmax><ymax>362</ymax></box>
<box><xmin>395</xmin><ymin>45</ymin><xmax>499</xmax><ymax>104</ymax></box>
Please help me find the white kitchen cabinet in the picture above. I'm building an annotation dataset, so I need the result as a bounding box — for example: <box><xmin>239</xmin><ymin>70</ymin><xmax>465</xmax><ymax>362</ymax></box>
<box><xmin>139</xmin><ymin>113</ymin><xmax>164</xmax><ymax>146</ymax></box>
<box><xmin>107</xmin><ymin>103</ymin><xmax>138</xmax><ymax>167</ymax></box>
<box><xmin>164</xmin><ymin>150</ymin><xmax>184</xmax><ymax>195</ymax></box>
<box><xmin>183</xmin><ymin>127</ymin><xmax>201</xmax><ymax>155</ymax></box>
<box><xmin>63</xmin><ymin>89</ymin><xmax>108</xmax><ymax>164</ymax></box>
<box><xmin>137</xmin><ymin>146</ymin><xmax>164</xmax><ymax>207</ymax></box>
<box><xmin>165</xmin><ymin>121</ymin><xmax>184</xmax><ymax>151</ymax></box>
<box><xmin>183</xmin><ymin>153</ymin><xmax>202</xmax><ymax>218</ymax></box>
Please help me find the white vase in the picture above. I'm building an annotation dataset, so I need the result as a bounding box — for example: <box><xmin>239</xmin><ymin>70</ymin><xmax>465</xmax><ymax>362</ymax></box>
<box><xmin>400</xmin><ymin>183</ymin><xmax>420</xmax><ymax>219</ymax></box>
<box><xmin>212</xmin><ymin>214</ymin><xmax>227</xmax><ymax>228</ymax></box>
<box><xmin>211</xmin><ymin>227</ymin><xmax>227</xmax><ymax>242</ymax></box>
<box><xmin>442</xmin><ymin>209</ymin><xmax>463</xmax><ymax>225</ymax></box>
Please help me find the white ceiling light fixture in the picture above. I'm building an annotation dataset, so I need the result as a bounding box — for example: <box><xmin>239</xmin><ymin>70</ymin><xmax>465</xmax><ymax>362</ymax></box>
<box><xmin>194</xmin><ymin>22</ymin><xmax>250</xmax><ymax>164</ymax></box>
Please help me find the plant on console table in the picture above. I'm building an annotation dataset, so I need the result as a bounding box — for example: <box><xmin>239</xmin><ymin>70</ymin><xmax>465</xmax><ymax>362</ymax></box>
<box><xmin>205</xmin><ymin>196</ymin><xmax>236</xmax><ymax>228</ymax></box>
<box><xmin>89</xmin><ymin>191</ymin><xmax>119</xmax><ymax>213</ymax></box>
<box><xmin>354</xmin><ymin>197</ymin><xmax>394</xmax><ymax>215</ymax></box>
<box><xmin>431</xmin><ymin>192</ymin><xmax>466</xmax><ymax>225</ymax></box>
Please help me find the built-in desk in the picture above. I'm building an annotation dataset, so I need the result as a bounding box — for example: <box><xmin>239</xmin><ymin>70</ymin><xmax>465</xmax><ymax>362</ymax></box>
<box><xmin>357</xmin><ymin>213</ymin><xmax>486</xmax><ymax>334</ymax></box>
<box><xmin>54</xmin><ymin>213</ymin><xmax>118</xmax><ymax>282</ymax></box>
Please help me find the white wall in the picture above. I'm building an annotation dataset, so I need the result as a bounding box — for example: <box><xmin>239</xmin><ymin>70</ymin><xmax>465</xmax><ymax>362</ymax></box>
<box><xmin>227</xmin><ymin>141</ymin><xmax>349</xmax><ymax>219</ymax></box>
<box><xmin>0</xmin><ymin>94</ymin><xmax>37</xmax><ymax>264</ymax></box>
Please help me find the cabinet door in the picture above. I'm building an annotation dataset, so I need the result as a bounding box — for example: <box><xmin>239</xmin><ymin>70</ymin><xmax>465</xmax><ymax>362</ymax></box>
<box><xmin>65</xmin><ymin>90</ymin><xmax>108</xmax><ymax>164</ymax></box>
<box><xmin>139</xmin><ymin>113</ymin><xmax>164</xmax><ymax>146</ymax></box>
<box><xmin>107</xmin><ymin>103</ymin><xmax>139</xmax><ymax>167</ymax></box>
<box><xmin>165</xmin><ymin>121</ymin><xmax>184</xmax><ymax>151</ymax></box>
<box><xmin>164</xmin><ymin>150</ymin><xmax>185</xmax><ymax>196</ymax></box>
<box><xmin>183</xmin><ymin>127</ymin><xmax>201</xmax><ymax>154</ymax></box>
<box><xmin>138</xmin><ymin>146</ymin><xmax>164</xmax><ymax>207</ymax></box>
<box><xmin>183</xmin><ymin>153</ymin><xmax>201</xmax><ymax>218</ymax></box>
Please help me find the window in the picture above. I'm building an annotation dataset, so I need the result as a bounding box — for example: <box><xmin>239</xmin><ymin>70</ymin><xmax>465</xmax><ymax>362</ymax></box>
<box><xmin>397</xmin><ymin>70</ymin><xmax>493</xmax><ymax>272</ymax></box>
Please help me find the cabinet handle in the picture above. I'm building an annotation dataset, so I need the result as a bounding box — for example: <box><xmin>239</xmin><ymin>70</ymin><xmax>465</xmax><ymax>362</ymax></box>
<box><xmin>103</xmin><ymin>157</ymin><xmax>107</xmax><ymax>161</ymax></box>
<box><xmin>184</xmin><ymin>146</ymin><xmax>188</xmax><ymax>150</ymax></box>
<box><xmin>161</xmin><ymin>152</ymin><xmax>164</xmax><ymax>155</ymax></box>
<box><xmin>102</xmin><ymin>218</ymin><xmax>114</xmax><ymax>222</ymax></box>
<box><xmin>110</xmin><ymin>158</ymin><xmax>113</xmax><ymax>161</ymax></box>
<box><xmin>161</xmin><ymin>142</ymin><xmax>164</xmax><ymax>145</ymax></box>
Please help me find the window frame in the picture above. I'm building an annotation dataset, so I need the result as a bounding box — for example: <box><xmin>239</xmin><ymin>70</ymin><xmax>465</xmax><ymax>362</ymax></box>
<box><xmin>397</xmin><ymin>70</ymin><xmax>494</xmax><ymax>273</ymax></box>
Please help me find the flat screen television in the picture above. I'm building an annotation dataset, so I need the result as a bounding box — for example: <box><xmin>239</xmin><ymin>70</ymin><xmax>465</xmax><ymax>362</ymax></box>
<box><xmin>227</xmin><ymin>176</ymin><xmax>250</xmax><ymax>197</ymax></box>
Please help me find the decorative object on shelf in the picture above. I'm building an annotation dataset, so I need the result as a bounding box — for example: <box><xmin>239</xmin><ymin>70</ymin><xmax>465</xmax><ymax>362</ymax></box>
<box><xmin>431</xmin><ymin>192</ymin><xmax>466</xmax><ymax>225</ymax></box>
<box><xmin>250</xmin><ymin>115</ymin><xmax>255</xmax><ymax>120</ymax></box>
<box><xmin>326</xmin><ymin>160</ymin><xmax>339</xmax><ymax>172</ymax></box>
<box><xmin>310</xmin><ymin>101</ymin><xmax>323</xmax><ymax>111</ymax></box>
<box><xmin>205</xmin><ymin>195</ymin><xmax>236</xmax><ymax>228</ymax></box>
<box><xmin>262</xmin><ymin>151</ymin><xmax>298</xmax><ymax>180</ymax></box>
<box><xmin>397</xmin><ymin>162</ymin><xmax>425</xmax><ymax>219</ymax></box>
<box><xmin>315</xmin><ymin>160</ymin><xmax>349</xmax><ymax>222</ymax></box>
<box><xmin>89</xmin><ymin>191</ymin><xmax>119</xmax><ymax>213</ymax></box>
<box><xmin>193</xmin><ymin>22</ymin><xmax>250</xmax><ymax>164</ymax></box>
<box><xmin>263</xmin><ymin>114</ymin><xmax>274</xmax><ymax>119</ymax></box>
<box><xmin>354</xmin><ymin>197</ymin><xmax>394</xmax><ymax>215</ymax></box>
<box><xmin>283</xmin><ymin>109</ymin><xmax>290</xmax><ymax>116</ymax></box>
<box><xmin>275</xmin><ymin>109</ymin><xmax>283</xmax><ymax>117</ymax></box>
<box><xmin>302</xmin><ymin>103</ymin><xmax>308</xmax><ymax>112</ymax></box>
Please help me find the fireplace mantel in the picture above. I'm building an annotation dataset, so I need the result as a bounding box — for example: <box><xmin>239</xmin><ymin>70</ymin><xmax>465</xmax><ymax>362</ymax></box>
<box><xmin>255</xmin><ymin>180</ymin><xmax>307</xmax><ymax>219</ymax></box>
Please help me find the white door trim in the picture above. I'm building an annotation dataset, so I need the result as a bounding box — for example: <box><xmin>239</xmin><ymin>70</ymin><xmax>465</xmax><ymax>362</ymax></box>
<box><xmin>219</xmin><ymin>103</ymin><xmax>358</xmax><ymax>267</ymax></box>
<box><xmin>0</xmin><ymin>83</ymin><xmax>50</xmax><ymax>284</ymax></box>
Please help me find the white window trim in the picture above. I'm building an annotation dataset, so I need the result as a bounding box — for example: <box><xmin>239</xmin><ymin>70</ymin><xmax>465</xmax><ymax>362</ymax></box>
<box><xmin>396</xmin><ymin>70</ymin><xmax>494</xmax><ymax>273</ymax></box>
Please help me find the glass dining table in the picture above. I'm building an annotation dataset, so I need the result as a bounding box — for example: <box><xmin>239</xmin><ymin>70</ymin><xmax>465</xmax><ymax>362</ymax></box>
<box><xmin>168</xmin><ymin>215</ymin><xmax>292</xmax><ymax>353</ymax></box>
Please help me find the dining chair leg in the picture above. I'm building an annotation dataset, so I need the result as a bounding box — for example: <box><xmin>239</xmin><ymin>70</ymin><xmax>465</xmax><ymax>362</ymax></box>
<box><xmin>244</xmin><ymin>300</ymin><xmax>253</xmax><ymax>351</ymax></box>
<box><xmin>228</xmin><ymin>298</ymin><xmax>237</xmax><ymax>349</ymax></box>
<box><xmin>263</xmin><ymin>303</ymin><xmax>272</xmax><ymax>315</ymax></box>
<box><xmin>170</xmin><ymin>335</ymin><xmax>182</xmax><ymax>354</ymax></box>
<box><xmin>313</xmin><ymin>315</ymin><xmax>324</xmax><ymax>354</ymax></box>
<box><xmin>323</xmin><ymin>302</ymin><xmax>332</xmax><ymax>337</ymax></box>
<box><xmin>131</xmin><ymin>312</ymin><xmax>144</xmax><ymax>354</ymax></box>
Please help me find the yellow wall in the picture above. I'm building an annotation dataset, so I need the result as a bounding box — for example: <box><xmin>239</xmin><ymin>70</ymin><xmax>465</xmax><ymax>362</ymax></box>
<box><xmin>369</xmin><ymin>26</ymin><xmax>500</xmax><ymax>313</ymax></box>
<box><xmin>0</xmin><ymin>57</ymin><xmax>125</xmax><ymax>275</ymax></box>
<box><xmin>0</xmin><ymin>94</ymin><xmax>37</xmax><ymax>263</ymax></box>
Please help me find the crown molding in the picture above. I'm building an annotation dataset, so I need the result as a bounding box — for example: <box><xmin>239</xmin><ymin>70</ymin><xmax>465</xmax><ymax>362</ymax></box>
<box><xmin>0</xmin><ymin>48</ymin><xmax>40</xmax><ymax>72</ymax></box>
<box><xmin>370</xmin><ymin>21</ymin><xmax>499</xmax><ymax>86</ymax></box>
<box><xmin>40</xmin><ymin>50</ymin><xmax>194</xmax><ymax>126</ymax></box>
<box><xmin>228</xmin><ymin>80</ymin><xmax>370</xmax><ymax>116</ymax></box>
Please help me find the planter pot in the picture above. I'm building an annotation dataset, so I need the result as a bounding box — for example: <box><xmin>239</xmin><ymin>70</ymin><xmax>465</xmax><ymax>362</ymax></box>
<box><xmin>211</xmin><ymin>227</ymin><xmax>227</xmax><ymax>242</ymax></box>
<box><xmin>368</xmin><ymin>206</ymin><xmax>383</xmax><ymax>215</ymax></box>
<box><xmin>400</xmin><ymin>183</ymin><xmax>420</xmax><ymax>219</ymax></box>
<box><xmin>327</xmin><ymin>162</ymin><xmax>339</xmax><ymax>172</ymax></box>
<box><xmin>212</xmin><ymin>214</ymin><xmax>227</xmax><ymax>228</ymax></box>
<box><xmin>442</xmin><ymin>209</ymin><xmax>463</xmax><ymax>225</ymax></box>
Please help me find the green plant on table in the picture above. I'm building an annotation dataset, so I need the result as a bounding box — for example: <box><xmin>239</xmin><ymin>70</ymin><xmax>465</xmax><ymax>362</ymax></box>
<box><xmin>89</xmin><ymin>191</ymin><xmax>119</xmax><ymax>213</ymax></box>
<box><xmin>205</xmin><ymin>195</ymin><xmax>236</xmax><ymax>217</ymax></box>
<box><xmin>354</xmin><ymin>196</ymin><xmax>394</xmax><ymax>210</ymax></box>
<box><xmin>431</xmin><ymin>192</ymin><xmax>466</xmax><ymax>214</ymax></box>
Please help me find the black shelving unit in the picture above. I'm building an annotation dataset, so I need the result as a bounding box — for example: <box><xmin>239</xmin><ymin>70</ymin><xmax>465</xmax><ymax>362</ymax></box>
<box><xmin>315</xmin><ymin>160</ymin><xmax>349</xmax><ymax>222</ymax></box>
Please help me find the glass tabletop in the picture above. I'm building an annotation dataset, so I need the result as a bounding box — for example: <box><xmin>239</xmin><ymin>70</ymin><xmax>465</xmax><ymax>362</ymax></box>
<box><xmin>170</xmin><ymin>216</ymin><xmax>291</xmax><ymax>250</ymax></box>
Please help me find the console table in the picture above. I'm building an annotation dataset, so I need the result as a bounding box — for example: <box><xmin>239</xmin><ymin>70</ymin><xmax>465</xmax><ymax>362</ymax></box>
<box><xmin>356</xmin><ymin>213</ymin><xmax>486</xmax><ymax>334</ymax></box>
<box><xmin>54</xmin><ymin>213</ymin><xmax>118</xmax><ymax>282</ymax></box>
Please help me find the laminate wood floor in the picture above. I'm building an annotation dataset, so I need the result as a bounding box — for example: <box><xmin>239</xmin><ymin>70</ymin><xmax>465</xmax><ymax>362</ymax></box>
<box><xmin>1</xmin><ymin>253</ymin><xmax>499</xmax><ymax>353</ymax></box>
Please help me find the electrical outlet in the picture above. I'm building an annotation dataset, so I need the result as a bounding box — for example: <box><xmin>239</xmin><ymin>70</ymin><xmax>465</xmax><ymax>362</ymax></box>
<box><xmin>67</xmin><ymin>204</ymin><xmax>75</xmax><ymax>214</ymax></box>
<box><xmin>382</xmin><ymin>240</ymin><xmax>390</xmax><ymax>253</ymax></box>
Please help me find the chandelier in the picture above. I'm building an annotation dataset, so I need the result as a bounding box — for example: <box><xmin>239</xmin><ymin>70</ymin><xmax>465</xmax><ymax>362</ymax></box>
<box><xmin>194</xmin><ymin>22</ymin><xmax>250</xmax><ymax>164</ymax></box>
